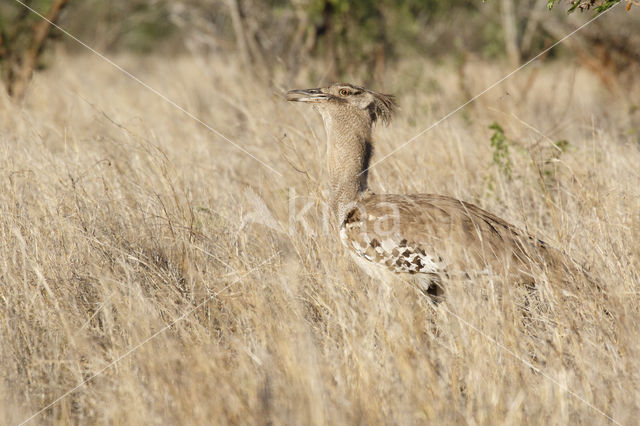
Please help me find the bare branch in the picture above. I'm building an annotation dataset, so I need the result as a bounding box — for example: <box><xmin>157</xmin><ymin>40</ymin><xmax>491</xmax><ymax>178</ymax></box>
<box><xmin>10</xmin><ymin>0</ymin><xmax>69</xmax><ymax>100</ymax></box>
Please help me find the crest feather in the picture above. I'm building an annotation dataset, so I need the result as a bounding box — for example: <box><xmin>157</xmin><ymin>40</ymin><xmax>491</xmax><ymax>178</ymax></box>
<box><xmin>368</xmin><ymin>90</ymin><xmax>397</xmax><ymax>125</ymax></box>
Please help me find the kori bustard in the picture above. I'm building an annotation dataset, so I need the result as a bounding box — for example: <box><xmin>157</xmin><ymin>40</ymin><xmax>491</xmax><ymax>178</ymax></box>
<box><xmin>286</xmin><ymin>83</ymin><xmax>587</xmax><ymax>295</ymax></box>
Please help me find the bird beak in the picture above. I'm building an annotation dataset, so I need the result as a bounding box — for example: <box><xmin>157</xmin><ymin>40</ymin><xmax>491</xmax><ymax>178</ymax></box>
<box><xmin>286</xmin><ymin>88</ymin><xmax>328</xmax><ymax>103</ymax></box>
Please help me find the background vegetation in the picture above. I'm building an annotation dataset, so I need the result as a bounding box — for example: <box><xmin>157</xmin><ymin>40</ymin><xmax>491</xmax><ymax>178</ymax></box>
<box><xmin>1</xmin><ymin>0</ymin><xmax>639</xmax><ymax>424</ymax></box>
<box><xmin>1</xmin><ymin>0</ymin><xmax>639</xmax><ymax>93</ymax></box>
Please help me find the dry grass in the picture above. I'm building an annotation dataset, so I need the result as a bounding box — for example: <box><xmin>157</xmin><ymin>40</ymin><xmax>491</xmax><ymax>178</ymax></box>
<box><xmin>1</xmin><ymin>52</ymin><xmax>639</xmax><ymax>425</ymax></box>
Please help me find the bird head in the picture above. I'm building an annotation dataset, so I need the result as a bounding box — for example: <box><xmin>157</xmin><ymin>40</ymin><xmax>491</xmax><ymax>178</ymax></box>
<box><xmin>286</xmin><ymin>83</ymin><xmax>396</xmax><ymax>126</ymax></box>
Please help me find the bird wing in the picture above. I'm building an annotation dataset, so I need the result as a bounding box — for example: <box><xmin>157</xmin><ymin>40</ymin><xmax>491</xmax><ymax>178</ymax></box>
<box><xmin>341</xmin><ymin>193</ymin><xmax>554</xmax><ymax>281</ymax></box>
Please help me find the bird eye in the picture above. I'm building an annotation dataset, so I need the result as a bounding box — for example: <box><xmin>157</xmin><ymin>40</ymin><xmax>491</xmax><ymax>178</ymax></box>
<box><xmin>339</xmin><ymin>89</ymin><xmax>350</xmax><ymax>96</ymax></box>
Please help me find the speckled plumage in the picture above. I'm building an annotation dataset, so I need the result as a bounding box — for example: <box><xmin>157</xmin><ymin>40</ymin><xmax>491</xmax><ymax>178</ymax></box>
<box><xmin>338</xmin><ymin>193</ymin><xmax>563</xmax><ymax>288</ymax></box>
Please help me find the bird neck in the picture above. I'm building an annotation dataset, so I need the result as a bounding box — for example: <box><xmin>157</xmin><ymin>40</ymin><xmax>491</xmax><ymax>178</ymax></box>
<box><xmin>322</xmin><ymin>109</ymin><xmax>373</xmax><ymax>225</ymax></box>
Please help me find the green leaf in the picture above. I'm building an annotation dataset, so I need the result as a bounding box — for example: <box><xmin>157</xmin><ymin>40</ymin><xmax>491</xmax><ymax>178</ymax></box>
<box><xmin>488</xmin><ymin>122</ymin><xmax>512</xmax><ymax>179</ymax></box>
<box><xmin>595</xmin><ymin>0</ymin><xmax>620</xmax><ymax>13</ymax></box>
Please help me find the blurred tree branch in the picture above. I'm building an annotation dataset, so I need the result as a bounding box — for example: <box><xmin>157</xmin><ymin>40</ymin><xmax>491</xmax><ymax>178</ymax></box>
<box><xmin>501</xmin><ymin>0</ymin><xmax>520</xmax><ymax>66</ymax></box>
<box><xmin>0</xmin><ymin>0</ymin><xmax>68</xmax><ymax>100</ymax></box>
<box><xmin>225</xmin><ymin>0</ymin><xmax>251</xmax><ymax>67</ymax></box>
<box><xmin>478</xmin><ymin>0</ymin><xmax>639</xmax><ymax>91</ymax></box>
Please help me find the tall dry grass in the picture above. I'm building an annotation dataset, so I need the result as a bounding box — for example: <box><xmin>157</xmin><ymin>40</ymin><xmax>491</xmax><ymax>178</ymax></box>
<box><xmin>1</xmin><ymin>52</ymin><xmax>639</xmax><ymax>424</ymax></box>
